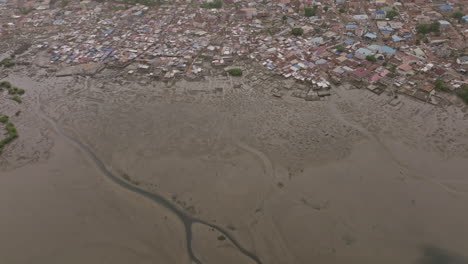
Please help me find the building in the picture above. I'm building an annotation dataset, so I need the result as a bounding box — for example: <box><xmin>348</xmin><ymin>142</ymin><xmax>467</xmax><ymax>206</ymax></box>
<box><xmin>355</xmin><ymin>48</ymin><xmax>374</xmax><ymax>60</ymax></box>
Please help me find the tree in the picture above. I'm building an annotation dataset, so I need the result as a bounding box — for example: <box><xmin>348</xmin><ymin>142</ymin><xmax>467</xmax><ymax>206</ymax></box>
<box><xmin>335</xmin><ymin>45</ymin><xmax>345</xmax><ymax>52</ymax></box>
<box><xmin>291</xmin><ymin>28</ymin><xmax>304</xmax><ymax>36</ymax></box>
<box><xmin>434</xmin><ymin>79</ymin><xmax>450</xmax><ymax>92</ymax></box>
<box><xmin>226</xmin><ymin>68</ymin><xmax>243</xmax><ymax>76</ymax></box>
<box><xmin>304</xmin><ymin>6</ymin><xmax>317</xmax><ymax>17</ymax></box>
<box><xmin>366</xmin><ymin>55</ymin><xmax>377</xmax><ymax>62</ymax></box>
<box><xmin>429</xmin><ymin>21</ymin><xmax>440</xmax><ymax>32</ymax></box>
<box><xmin>339</xmin><ymin>8</ymin><xmax>345</xmax><ymax>13</ymax></box>
<box><xmin>416</xmin><ymin>22</ymin><xmax>440</xmax><ymax>35</ymax></box>
<box><xmin>456</xmin><ymin>84</ymin><xmax>468</xmax><ymax>104</ymax></box>
<box><xmin>323</xmin><ymin>6</ymin><xmax>328</xmax><ymax>12</ymax></box>
<box><xmin>201</xmin><ymin>0</ymin><xmax>222</xmax><ymax>9</ymax></box>
<box><xmin>386</xmin><ymin>10</ymin><xmax>399</xmax><ymax>20</ymax></box>
<box><xmin>451</xmin><ymin>11</ymin><xmax>464</xmax><ymax>20</ymax></box>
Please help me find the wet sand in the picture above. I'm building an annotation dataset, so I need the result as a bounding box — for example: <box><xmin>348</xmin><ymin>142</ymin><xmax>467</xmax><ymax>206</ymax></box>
<box><xmin>1</xmin><ymin>69</ymin><xmax>468</xmax><ymax>263</ymax></box>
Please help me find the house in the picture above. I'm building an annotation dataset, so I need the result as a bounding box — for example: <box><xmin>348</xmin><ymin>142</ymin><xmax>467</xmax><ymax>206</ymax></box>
<box><xmin>363</xmin><ymin>33</ymin><xmax>377</xmax><ymax>40</ymax></box>
<box><xmin>457</xmin><ymin>56</ymin><xmax>468</xmax><ymax>65</ymax></box>
<box><xmin>418</xmin><ymin>82</ymin><xmax>436</xmax><ymax>96</ymax></box>
<box><xmin>438</xmin><ymin>5</ymin><xmax>453</xmax><ymax>12</ymax></box>
<box><xmin>355</xmin><ymin>48</ymin><xmax>374</xmax><ymax>60</ymax></box>
<box><xmin>398</xmin><ymin>63</ymin><xmax>414</xmax><ymax>75</ymax></box>
<box><xmin>374</xmin><ymin>10</ymin><xmax>386</xmax><ymax>20</ymax></box>
<box><xmin>349</xmin><ymin>67</ymin><xmax>373</xmax><ymax>82</ymax></box>
<box><xmin>463</xmin><ymin>15</ymin><xmax>468</xmax><ymax>23</ymax></box>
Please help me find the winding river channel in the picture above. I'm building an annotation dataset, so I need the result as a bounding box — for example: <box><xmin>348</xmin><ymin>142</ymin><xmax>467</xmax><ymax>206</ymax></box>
<box><xmin>36</xmin><ymin>93</ymin><xmax>262</xmax><ymax>264</ymax></box>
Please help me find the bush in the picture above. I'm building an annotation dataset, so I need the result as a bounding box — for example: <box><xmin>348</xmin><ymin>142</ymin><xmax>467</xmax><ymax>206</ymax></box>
<box><xmin>291</xmin><ymin>27</ymin><xmax>304</xmax><ymax>36</ymax></box>
<box><xmin>451</xmin><ymin>11</ymin><xmax>464</xmax><ymax>22</ymax></box>
<box><xmin>304</xmin><ymin>6</ymin><xmax>317</xmax><ymax>17</ymax></box>
<box><xmin>339</xmin><ymin>8</ymin><xmax>345</xmax><ymax>13</ymax></box>
<box><xmin>434</xmin><ymin>79</ymin><xmax>450</xmax><ymax>92</ymax></box>
<box><xmin>17</xmin><ymin>88</ymin><xmax>25</xmax><ymax>95</ymax></box>
<box><xmin>335</xmin><ymin>45</ymin><xmax>345</xmax><ymax>52</ymax></box>
<box><xmin>0</xmin><ymin>115</ymin><xmax>8</xmax><ymax>124</ymax></box>
<box><xmin>386</xmin><ymin>10</ymin><xmax>399</xmax><ymax>20</ymax></box>
<box><xmin>11</xmin><ymin>95</ymin><xmax>22</xmax><ymax>104</ymax></box>
<box><xmin>456</xmin><ymin>85</ymin><xmax>468</xmax><ymax>104</ymax></box>
<box><xmin>366</xmin><ymin>55</ymin><xmax>377</xmax><ymax>62</ymax></box>
<box><xmin>0</xmin><ymin>122</ymin><xmax>18</xmax><ymax>153</ymax></box>
<box><xmin>0</xmin><ymin>58</ymin><xmax>15</xmax><ymax>68</ymax></box>
<box><xmin>416</xmin><ymin>22</ymin><xmax>440</xmax><ymax>35</ymax></box>
<box><xmin>201</xmin><ymin>0</ymin><xmax>222</xmax><ymax>9</ymax></box>
<box><xmin>0</xmin><ymin>81</ymin><xmax>11</xmax><ymax>88</ymax></box>
<box><xmin>227</xmin><ymin>68</ymin><xmax>243</xmax><ymax>76</ymax></box>
<box><xmin>8</xmin><ymin>87</ymin><xmax>19</xmax><ymax>95</ymax></box>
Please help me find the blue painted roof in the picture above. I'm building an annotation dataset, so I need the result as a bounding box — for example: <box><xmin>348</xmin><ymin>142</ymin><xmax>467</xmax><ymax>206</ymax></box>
<box><xmin>380</xmin><ymin>46</ymin><xmax>396</xmax><ymax>54</ymax></box>
<box><xmin>344</xmin><ymin>39</ymin><xmax>355</xmax><ymax>44</ymax></box>
<box><xmin>438</xmin><ymin>5</ymin><xmax>453</xmax><ymax>10</ymax></box>
<box><xmin>403</xmin><ymin>34</ymin><xmax>413</xmax><ymax>38</ymax></box>
<box><xmin>368</xmin><ymin>45</ymin><xmax>396</xmax><ymax>54</ymax></box>
<box><xmin>375</xmin><ymin>11</ymin><xmax>385</xmax><ymax>14</ymax></box>
<box><xmin>392</xmin><ymin>35</ymin><xmax>403</xmax><ymax>42</ymax></box>
<box><xmin>316</xmin><ymin>59</ymin><xmax>327</xmax><ymax>64</ymax></box>
<box><xmin>346</xmin><ymin>24</ymin><xmax>358</xmax><ymax>29</ymax></box>
<box><xmin>463</xmin><ymin>15</ymin><xmax>468</xmax><ymax>22</ymax></box>
<box><xmin>364</xmin><ymin>33</ymin><xmax>377</xmax><ymax>39</ymax></box>
<box><xmin>356</xmin><ymin>48</ymin><xmax>373</xmax><ymax>55</ymax></box>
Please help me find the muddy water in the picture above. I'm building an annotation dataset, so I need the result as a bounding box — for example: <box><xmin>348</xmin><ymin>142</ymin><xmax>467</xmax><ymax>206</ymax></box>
<box><xmin>2</xmin><ymin>73</ymin><xmax>468</xmax><ymax>264</ymax></box>
<box><xmin>36</xmin><ymin>104</ymin><xmax>261</xmax><ymax>264</ymax></box>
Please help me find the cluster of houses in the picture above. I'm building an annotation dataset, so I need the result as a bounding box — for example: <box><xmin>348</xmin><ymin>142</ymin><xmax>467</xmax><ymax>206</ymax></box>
<box><xmin>1</xmin><ymin>0</ymin><xmax>466</xmax><ymax>103</ymax></box>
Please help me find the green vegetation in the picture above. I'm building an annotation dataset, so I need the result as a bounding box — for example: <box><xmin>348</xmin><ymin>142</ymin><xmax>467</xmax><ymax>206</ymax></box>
<box><xmin>119</xmin><ymin>0</ymin><xmax>161</xmax><ymax>7</ymax></box>
<box><xmin>389</xmin><ymin>65</ymin><xmax>397</xmax><ymax>73</ymax></box>
<box><xmin>323</xmin><ymin>6</ymin><xmax>328</xmax><ymax>12</ymax></box>
<box><xmin>451</xmin><ymin>11</ymin><xmax>464</xmax><ymax>23</ymax></box>
<box><xmin>0</xmin><ymin>81</ymin><xmax>11</xmax><ymax>88</ymax></box>
<box><xmin>416</xmin><ymin>22</ymin><xmax>440</xmax><ymax>35</ymax></box>
<box><xmin>201</xmin><ymin>0</ymin><xmax>222</xmax><ymax>9</ymax></box>
<box><xmin>366</xmin><ymin>55</ymin><xmax>377</xmax><ymax>62</ymax></box>
<box><xmin>0</xmin><ymin>120</ymin><xmax>18</xmax><ymax>154</ymax></box>
<box><xmin>0</xmin><ymin>58</ymin><xmax>15</xmax><ymax>68</ymax></box>
<box><xmin>60</xmin><ymin>0</ymin><xmax>69</xmax><ymax>7</ymax></box>
<box><xmin>434</xmin><ymin>79</ymin><xmax>450</xmax><ymax>92</ymax></box>
<box><xmin>291</xmin><ymin>27</ymin><xmax>304</xmax><ymax>36</ymax></box>
<box><xmin>0</xmin><ymin>116</ymin><xmax>8</xmax><ymax>124</ymax></box>
<box><xmin>386</xmin><ymin>10</ymin><xmax>399</xmax><ymax>20</ymax></box>
<box><xmin>19</xmin><ymin>7</ymin><xmax>34</xmax><ymax>15</ymax></box>
<box><xmin>335</xmin><ymin>45</ymin><xmax>345</xmax><ymax>52</ymax></box>
<box><xmin>226</xmin><ymin>68</ymin><xmax>243</xmax><ymax>76</ymax></box>
<box><xmin>11</xmin><ymin>95</ymin><xmax>22</xmax><ymax>104</ymax></box>
<box><xmin>339</xmin><ymin>8</ymin><xmax>345</xmax><ymax>13</ymax></box>
<box><xmin>8</xmin><ymin>87</ymin><xmax>25</xmax><ymax>95</ymax></box>
<box><xmin>456</xmin><ymin>84</ymin><xmax>468</xmax><ymax>104</ymax></box>
<box><xmin>304</xmin><ymin>6</ymin><xmax>318</xmax><ymax>17</ymax></box>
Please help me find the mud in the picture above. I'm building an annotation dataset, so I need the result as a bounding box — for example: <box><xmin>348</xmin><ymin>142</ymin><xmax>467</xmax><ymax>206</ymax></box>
<box><xmin>1</xmin><ymin>65</ymin><xmax>468</xmax><ymax>263</ymax></box>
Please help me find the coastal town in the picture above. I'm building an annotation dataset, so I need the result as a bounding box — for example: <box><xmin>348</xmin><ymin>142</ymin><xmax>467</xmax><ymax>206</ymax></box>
<box><xmin>1</xmin><ymin>0</ymin><xmax>467</xmax><ymax>105</ymax></box>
